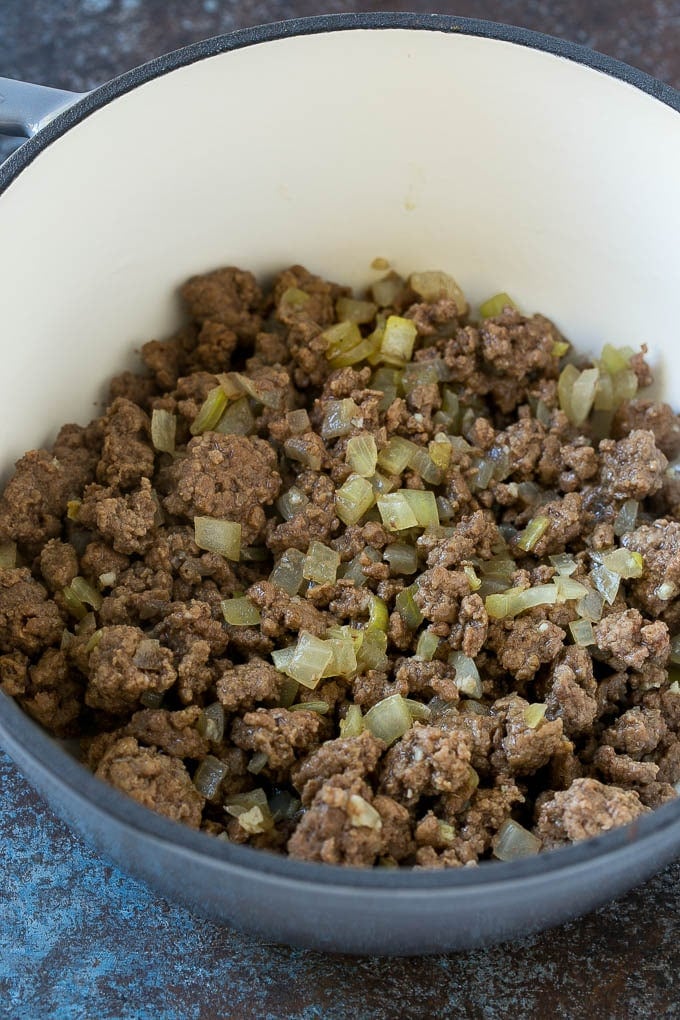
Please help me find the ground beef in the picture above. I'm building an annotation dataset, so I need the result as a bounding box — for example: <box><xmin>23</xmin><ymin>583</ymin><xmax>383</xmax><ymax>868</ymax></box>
<box><xmin>0</xmin><ymin>569</ymin><xmax>63</xmax><ymax>656</ymax></box>
<box><xmin>231</xmin><ymin>707</ymin><xmax>323</xmax><ymax>777</ymax></box>
<box><xmin>215</xmin><ymin>658</ymin><xmax>285</xmax><ymax>714</ymax></box>
<box><xmin>123</xmin><ymin>706</ymin><xmax>209</xmax><ymax>759</ymax></box>
<box><xmin>613</xmin><ymin>400</ymin><xmax>680</xmax><ymax>458</ymax></box>
<box><xmin>291</xmin><ymin>730</ymin><xmax>384</xmax><ymax>805</ymax></box>
<box><xmin>599</xmin><ymin>430</ymin><xmax>668</xmax><ymax>500</ymax></box>
<box><xmin>3</xmin><ymin>261</ymin><xmax>677</xmax><ymax>868</ymax></box>
<box><xmin>379</xmin><ymin>724</ymin><xmax>473</xmax><ymax>807</ymax></box>
<box><xmin>534</xmin><ymin>778</ymin><xmax>649</xmax><ymax>849</ymax></box>
<box><xmin>181</xmin><ymin>266</ymin><xmax>263</xmax><ymax>340</ymax></box>
<box><xmin>86</xmin><ymin>625</ymin><xmax>176</xmax><ymax>714</ymax></box>
<box><xmin>593</xmin><ymin>609</ymin><xmax>669</xmax><ymax>673</ymax></box>
<box><xmin>500</xmin><ymin>618</ymin><xmax>565</xmax><ymax>681</ymax></box>
<box><xmin>95</xmin><ymin>736</ymin><xmax>204</xmax><ymax>828</ymax></box>
<box><xmin>163</xmin><ymin>434</ymin><xmax>281</xmax><ymax>545</ymax></box>
<box><xmin>545</xmin><ymin>647</ymin><xmax>598</xmax><ymax>737</ymax></box>
<box><xmin>97</xmin><ymin>398</ymin><xmax>155</xmax><ymax>491</ymax></box>
<box><xmin>79</xmin><ymin>479</ymin><xmax>160</xmax><ymax>556</ymax></box>
<box><xmin>287</xmin><ymin>775</ymin><xmax>383</xmax><ymax>866</ymax></box>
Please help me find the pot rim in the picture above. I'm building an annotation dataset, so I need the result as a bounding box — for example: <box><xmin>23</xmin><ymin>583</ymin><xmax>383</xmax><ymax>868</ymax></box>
<box><xmin>1</xmin><ymin>11</ymin><xmax>679</xmax><ymax>892</ymax></box>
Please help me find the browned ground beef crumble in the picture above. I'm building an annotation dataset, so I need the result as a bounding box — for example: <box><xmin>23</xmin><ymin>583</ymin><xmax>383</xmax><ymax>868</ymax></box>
<box><xmin>2</xmin><ymin>264</ymin><xmax>679</xmax><ymax>868</ymax></box>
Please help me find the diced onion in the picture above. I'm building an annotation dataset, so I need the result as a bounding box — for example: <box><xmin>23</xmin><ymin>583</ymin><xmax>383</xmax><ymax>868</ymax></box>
<box><xmin>415</xmin><ymin>630</ymin><xmax>439</xmax><ymax>660</ymax></box>
<box><xmin>367</xmin><ymin>594</ymin><xmax>389</xmax><ymax>632</ymax></box>
<box><xmin>286</xmin><ymin>631</ymin><xmax>333</xmax><ymax>689</ymax></box>
<box><xmin>338</xmin><ymin>705</ymin><xmax>364</xmax><ymax>738</ymax></box>
<box><xmin>62</xmin><ymin>585</ymin><xmax>88</xmax><ymax>621</ymax></box>
<box><xmin>336</xmin><ymin>297</ymin><xmax>378</xmax><ymax>324</ymax></box>
<box><xmin>549</xmin><ymin>553</ymin><xmax>577</xmax><ymax>576</ymax></box>
<box><xmin>599</xmin><ymin>548</ymin><xmax>644</xmax><ymax>579</ymax></box>
<box><xmin>395</xmin><ymin>585</ymin><xmax>424</xmax><ymax>629</ymax></box>
<box><xmin>277</xmin><ymin>486</ymin><xmax>309</xmax><ymax>521</ymax></box>
<box><xmin>485</xmin><ymin>584</ymin><xmax>559</xmax><ymax>619</ymax></box>
<box><xmin>554</xmin><ymin>576</ymin><xmax>589</xmax><ymax>603</ymax></box>
<box><xmin>380</xmin><ymin>315</ymin><xmax>417</xmax><ymax>364</ymax></box>
<box><xmin>329</xmin><ymin>330</ymin><xmax>382</xmax><ymax>369</ymax></box>
<box><xmin>472</xmin><ymin>458</ymin><xmax>494</xmax><ymax>491</ymax></box>
<box><xmin>377</xmin><ymin>492</ymin><xmax>419</xmax><ymax>531</ymax></box>
<box><xmin>286</xmin><ymin>408</ymin><xmax>311</xmax><ymax>434</ymax></box>
<box><xmin>575</xmin><ymin>589</ymin><xmax>605</xmax><ymax>622</ymax></box>
<box><xmin>613</xmin><ymin>500</ymin><xmax>639</xmax><ymax>537</ymax></box>
<box><xmin>278</xmin><ymin>675</ymin><xmax>299</xmax><ymax>708</ymax></box>
<box><xmin>303</xmin><ymin>541</ymin><xmax>341</xmax><ymax>585</ymax></box>
<box><xmin>449</xmin><ymin>651</ymin><xmax>482</xmax><ymax>699</ymax></box>
<box><xmin>322</xmin><ymin>636</ymin><xmax>357</xmax><ymax>678</ymax></box>
<box><xmin>407</xmin><ymin>446</ymin><xmax>442</xmax><ymax>486</ymax></box>
<box><xmin>655</xmin><ymin>582</ymin><xmax>677</xmax><ymax>601</ymax></box>
<box><xmin>335</xmin><ymin>474</ymin><xmax>376</xmax><ymax>527</ymax></box>
<box><xmin>479</xmin><ymin>292</ymin><xmax>517</xmax><ymax>318</ymax></box>
<box><xmin>284</xmin><ymin>436</ymin><xmax>322</xmax><ymax>472</ymax></box>
<box><xmin>370</xmin><ymin>471</ymin><xmax>397</xmax><ymax>496</ymax></box>
<box><xmin>377</xmin><ymin>436</ymin><xmax>417</xmax><ymax>475</ymax></box>
<box><xmin>492</xmin><ymin>819</ymin><xmax>542</xmax><ymax>861</ymax></box>
<box><xmin>70</xmin><ymin>576</ymin><xmax>103</xmax><ymax>612</ymax></box>
<box><xmin>524</xmin><ymin>703</ymin><xmax>547</xmax><ymax>729</ymax></box>
<box><xmin>215</xmin><ymin>396</ymin><xmax>255</xmax><ymax>436</ymax></box>
<box><xmin>279</xmin><ymin>286</ymin><xmax>311</xmax><ymax>312</ymax></box>
<box><xmin>321</xmin><ymin>399</ymin><xmax>360</xmax><ymax>439</ymax></box>
<box><xmin>384</xmin><ymin>543</ymin><xmax>418</xmax><ymax>575</ymax></box>
<box><xmin>356</xmin><ymin>629</ymin><xmax>388</xmax><ymax>671</ymax></box>
<box><xmin>371</xmin><ymin>272</ymin><xmax>405</xmax><ymax>308</ymax></box>
<box><xmin>247</xmin><ymin>751</ymin><xmax>269</xmax><ymax>774</ymax></box>
<box><xmin>590</xmin><ymin>563</ymin><xmax>621</xmax><ymax>605</ymax></box>
<box><xmin>364</xmin><ymin>693</ymin><xmax>413</xmax><ymax>745</ymax></box>
<box><xmin>232</xmin><ymin>372</ymin><xmax>284</xmax><ymax>410</ymax></box>
<box><xmin>402</xmin><ymin>490</ymin><xmax>439</xmax><ymax>528</ymax></box>
<box><xmin>193</xmin><ymin>755</ymin><xmax>228</xmax><ymax>798</ymax></box>
<box><xmin>516</xmin><ymin>516</ymin><xmax>550</xmax><ymax>552</ymax></box>
<box><xmin>151</xmin><ymin>408</ymin><xmax>176</xmax><ymax>454</ymax></box>
<box><xmin>428</xmin><ymin>437</ymin><xmax>452</xmax><ymax>471</ymax></box>
<box><xmin>289</xmin><ymin>700</ymin><xmax>330</xmax><ymax>714</ymax></box>
<box><xmin>272</xmin><ymin>645</ymin><xmax>296</xmax><ymax>673</ymax></box>
<box><xmin>225</xmin><ymin>792</ymin><xmax>273</xmax><ymax>834</ymax></box>
<box><xmin>463</xmin><ymin>565</ymin><xmax>482</xmax><ymax>591</ymax></box>
<box><xmin>197</xmin><ymin>702</ymin><xmax>225</xmax><ymax>743</ymax></box>
<box><xmin>98</xmin><ymin>571</ymin><xmax>116</xmax><ymax>588</ymax></box>
<box><xmin>601</xmin><ymin>343</ymin><xmax>634</xmax><ymax>374</ymax></box>
<box><xmin>322</xmin><ymin>320</ymin><xmax>362</xmax><ymax>361</ymax></box>
<box><xmin>221</xmin><ymin>597</ymin><xmax>261</xmax><ymax>626</ymax></box>
<box><xmin>194</xmin><ymin>517</ymin><xmax>241</xmax><ymax>560</ymax></box>
<box><xmin>569</xmin><ymin>619</ymin><xmax>595</xmax><ymax>646</ymax></box>
<box><xmin>409</xmin><ymin>270</ymin><xmax>467</xmax><ymax>314</ymax></box>
<box><xmin>346</xmin><ymin>433</ymin><xmax>378</xmax><ymax>478</ymax></box>
<box><xmin>270</xmin><ymin>548</ymin><xmax>306</xmax><ymax>595</ymax></box>
<box><xmin>402</xmin><ymin>362</ymin><xmax>440</xmax><ymax>393</ymax></box>
<box><xmin>190</xmin><ymin>386</ymin><xmax>228</xmax><ymax>436</ymax></box>
<box><xmin>403</xmin><ymin>698</ymin><xmax>432</xmax><ymax>722</ymax></box>
<box><xmin>347</xmin><ymin>794</ymin><xmax>383</xmax><ymax>830</ymax></box>
<box><xmin>551</xmin><ymin>340</ymin><xmax>571</xmax><ymax>357</ymax></box>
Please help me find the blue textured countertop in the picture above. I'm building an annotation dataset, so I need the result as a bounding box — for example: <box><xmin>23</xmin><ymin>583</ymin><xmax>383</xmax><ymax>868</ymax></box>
<box><xmin>2</xmin><ymin>2</ymin><xmax>680</xmax><ymax>1016</ymax></box>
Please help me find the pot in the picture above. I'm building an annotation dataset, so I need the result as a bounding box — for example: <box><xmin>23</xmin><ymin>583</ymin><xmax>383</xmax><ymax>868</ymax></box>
<box><xmin>1</xmin><ymin>13</ymin><xmax>679</xmax><ymax>955</ymax></box>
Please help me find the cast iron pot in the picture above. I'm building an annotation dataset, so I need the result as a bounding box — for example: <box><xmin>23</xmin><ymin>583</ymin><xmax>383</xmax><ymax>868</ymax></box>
<box><xmin>1</xmin><ymin>13</ymin><xmax>679</xmax><ymax>955</ymax></box>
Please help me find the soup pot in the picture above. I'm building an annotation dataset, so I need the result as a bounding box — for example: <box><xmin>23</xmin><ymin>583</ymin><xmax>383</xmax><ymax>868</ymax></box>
<box><xmin>1</xmin><ymin>13</ymin><xmax>679</xmax><ymax>955</ymax></box>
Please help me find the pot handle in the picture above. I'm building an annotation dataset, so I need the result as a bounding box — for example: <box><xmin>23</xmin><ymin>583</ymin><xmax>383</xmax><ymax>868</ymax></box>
<box><xmin>0</xmin><ymin>76</ymin><xmax>83</xmax><ymax>140</ymax></box>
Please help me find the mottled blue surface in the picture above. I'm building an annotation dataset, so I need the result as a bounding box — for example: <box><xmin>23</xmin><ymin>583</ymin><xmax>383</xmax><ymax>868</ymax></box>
<box><xmin>3</xmin><ymin>748</ymin><xmax>680</xmax><ymax>1018</ymax></box>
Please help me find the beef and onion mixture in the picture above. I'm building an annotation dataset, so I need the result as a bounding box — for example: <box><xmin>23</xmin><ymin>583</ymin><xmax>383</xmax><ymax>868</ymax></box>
<box><xmin>2</xmin><ymin>263</ymin><xmax>680</xmax><ymax>869</ymax></box>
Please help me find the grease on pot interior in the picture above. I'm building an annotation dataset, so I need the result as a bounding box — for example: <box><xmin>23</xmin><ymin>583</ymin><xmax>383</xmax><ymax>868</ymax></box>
<box><xmin>1</xmin><ymin>262</ymin><xmax>679</xmax><ymax>868</ymax></box>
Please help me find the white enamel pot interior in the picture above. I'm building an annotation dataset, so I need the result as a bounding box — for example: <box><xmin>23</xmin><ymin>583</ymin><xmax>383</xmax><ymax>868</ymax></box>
<box><xmin>1</xmin><ymin>15</ymin><xmax>679</xmax><ymax>955</ymax></box>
